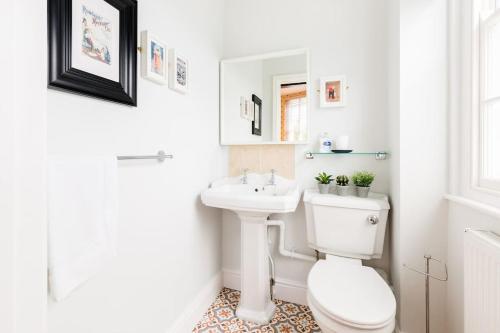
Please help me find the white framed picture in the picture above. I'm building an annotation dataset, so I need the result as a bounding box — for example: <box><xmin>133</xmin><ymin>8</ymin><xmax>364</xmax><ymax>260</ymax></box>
<box><xmin>319</xmin><ymin>75</ymin><xmax>347</xmax><ymax>108</ymax></box>
<box><xmin>140</xmin><ymin>31</ymin><xmax>168</xmax><ymax>85</ymax></box>
<box><xmin>240</xmin><ymin>97</ymin><xmax>254</xmax><ymax>121</ymax></box>
<box><xmin>169</xmin><ymin>49</ymin><xmax>189</xmax><ymax>93</ymax></box>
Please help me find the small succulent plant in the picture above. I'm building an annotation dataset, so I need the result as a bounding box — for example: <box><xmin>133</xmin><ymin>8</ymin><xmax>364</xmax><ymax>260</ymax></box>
<box><xmin>352</xmin><ymin>171</ymin><xmax>375</xmax><ymax>187</ymax></box>
<box><xmin>336</xmin><ymin>175</ymin><xmax>349</xmax><ymax>186</ymax></box>
<box><xmin>315</xmin><ymin>172</ymin><xmax>333</xmax><ymax>184</ymax></box>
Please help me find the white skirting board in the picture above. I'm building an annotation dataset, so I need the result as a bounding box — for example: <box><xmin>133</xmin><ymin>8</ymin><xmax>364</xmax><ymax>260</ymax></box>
<box><xmin>223</xmin><ymin>269</ymin><xmax>308</xmax><ymax>306</ymax></box>
<box><xmin>166</xmin><ymin>272</ymin><xmax>223</xmax><ymax>333</ymax></box>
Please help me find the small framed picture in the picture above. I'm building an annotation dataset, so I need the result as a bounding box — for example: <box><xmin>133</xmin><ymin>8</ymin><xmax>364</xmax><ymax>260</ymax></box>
<box><xmin>252</xmin><ymin>94</ymin><xmax>262</xmax><ymax>136</ymax></box>
<box><xmin>140</xmin><ymin>31</ymin><xmax>167</xmax><ymax>85</ymax></box>
<box><xmin>240</xmin><ymin>97</ymin><xmax>255</xmax><ymax>121</ymax></box>
<box><xmin>320</xmin><ymin>75</ymin><xmax>347</xmax><ymax>108</ymax></box>
<box><xmin>169</xmin><ymin>50</ymin><xmax>189</xmax><ymax>93</ymax></box>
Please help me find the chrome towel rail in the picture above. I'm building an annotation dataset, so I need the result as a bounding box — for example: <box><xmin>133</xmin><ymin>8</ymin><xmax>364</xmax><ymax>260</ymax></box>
<box><xmin>117</xmin><ymin>150</ymin><xmax>173</xmax><ymax>163</ymax></box>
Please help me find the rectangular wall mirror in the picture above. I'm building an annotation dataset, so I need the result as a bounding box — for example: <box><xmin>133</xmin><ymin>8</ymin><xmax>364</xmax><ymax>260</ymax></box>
<box><xmin>220</xmin><ymin>49</ymin><xmax>310</xmax><ymax>145</ymax></box>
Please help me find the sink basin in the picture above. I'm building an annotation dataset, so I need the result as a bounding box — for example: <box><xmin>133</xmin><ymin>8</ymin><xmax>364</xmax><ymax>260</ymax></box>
<box><xmin>201</xmin><ymin>174</ymin><xmax>300</xmax><ymax>213</ymax></box>
<box><xmin>201</xmin><ymin>173</ymin><xmax>300</xmax><ymax>324</ymax></box>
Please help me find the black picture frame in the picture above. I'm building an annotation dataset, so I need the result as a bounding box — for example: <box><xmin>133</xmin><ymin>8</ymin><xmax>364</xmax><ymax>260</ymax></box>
<box><xmin>48</xmin><ymin>0</ymin><xmax>138</xmax><ymax>106</ymax></box>
<box><xmin>252</xmin><ymin>94</ymin><xmax>262</xmax><ymax>136</ymax></box>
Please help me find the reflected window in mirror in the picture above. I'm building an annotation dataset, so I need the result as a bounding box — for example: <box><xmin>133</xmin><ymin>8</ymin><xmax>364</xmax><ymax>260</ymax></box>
<box><xmin>280</xmin><ymin>82</ymin><xmax>307</xmax><ymax>142</ymax></box>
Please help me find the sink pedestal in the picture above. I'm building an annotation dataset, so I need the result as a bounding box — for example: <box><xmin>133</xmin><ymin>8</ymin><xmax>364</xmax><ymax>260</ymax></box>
<box><xmin>201</xmin><ymin>174</ymin><xmax>300</xmax><ymax>323</ymax></box>
<box><xmin>235</xmin><ymin>212</ymin><xmax>276</xmax><ymax>324</ymax></box>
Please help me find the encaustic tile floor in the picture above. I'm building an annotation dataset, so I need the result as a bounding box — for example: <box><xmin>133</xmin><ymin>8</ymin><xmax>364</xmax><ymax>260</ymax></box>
<box><xmin>192</xmin><ymin>288</ymin><xmax>322</xmax><ymax>333</ymax></box>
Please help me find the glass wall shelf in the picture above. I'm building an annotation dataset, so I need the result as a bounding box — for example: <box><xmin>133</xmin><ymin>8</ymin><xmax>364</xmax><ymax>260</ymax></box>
<box><xmin>305</xmin><ymin>151</ymin><xmax>389</xmax><ymax>160</ymax></box>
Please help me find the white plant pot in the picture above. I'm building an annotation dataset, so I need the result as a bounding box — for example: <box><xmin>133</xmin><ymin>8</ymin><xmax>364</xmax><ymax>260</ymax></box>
<box><xmin>318</xmin><ymin>183</ymin><xmax>330</xmax><ymax>194</ymax></box>
<box><xmin>356</xmin><ymin>186</ymin><xmax>371</xmax><ymax>198</ymax></box>
<box><xmin>336</xmin><ymin>185</ymin><xmax>350</xmax><ymax>196</ymax></box>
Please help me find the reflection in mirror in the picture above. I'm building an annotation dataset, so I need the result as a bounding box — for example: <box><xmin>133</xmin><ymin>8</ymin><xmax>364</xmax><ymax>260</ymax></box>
<box><xmin>274</xmin><ymin>74</ymin><xmax>307</xmax><ymax>142</ymax></box>
<box><xmin>220</xmin><ymin>49</ymin><xmax>309</xmax><ymax>145</ymax></box>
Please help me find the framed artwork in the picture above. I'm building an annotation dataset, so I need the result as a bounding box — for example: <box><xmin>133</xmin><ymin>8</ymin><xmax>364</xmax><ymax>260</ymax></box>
<box><xmin>320</xmin><ymin>75</ymin><xmax>346</xmax><ymax>108</ymax></box>
<box><xmin>240</xmin><ymin>97</ymin><xmax>255</xmax><ymax>121</ymax></box>
<box><xmin>48</xmin><ymin>0</ymin><xmax>138</xmax><ymax>106</ymax></box>
<box><xmin>252</xmin><ymin>94</ymin><xmax>262</xmax><ymax>136</ymax></box>
<box><xmin>169</xmin><ymin>50</ymin><xmax>189</xmax><ymax>94</ymax></box>
<box><xmin>140</xmin><ymin>31</ymin><xmax>167</xmax><ymax>85</ymax></box>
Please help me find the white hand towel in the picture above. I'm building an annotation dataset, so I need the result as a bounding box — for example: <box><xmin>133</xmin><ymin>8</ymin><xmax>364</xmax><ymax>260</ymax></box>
<box><xmin>48</xmin><ymin>156</ymin><xmax>118</xmax><ymax>301</ymax></box>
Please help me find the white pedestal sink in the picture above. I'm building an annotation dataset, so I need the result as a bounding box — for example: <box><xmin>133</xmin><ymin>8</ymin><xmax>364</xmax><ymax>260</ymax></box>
<box><xmin>201</xmin><ymin>173</ymin><xmax>300</xmax><ymax>324</ymax></box>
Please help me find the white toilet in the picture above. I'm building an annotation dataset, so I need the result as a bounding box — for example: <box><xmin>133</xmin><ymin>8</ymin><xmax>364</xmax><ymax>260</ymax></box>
<box><xmin>303</xmin><ymin>189</ymin><xmax>396</xmax><ymax>333</ymax></box>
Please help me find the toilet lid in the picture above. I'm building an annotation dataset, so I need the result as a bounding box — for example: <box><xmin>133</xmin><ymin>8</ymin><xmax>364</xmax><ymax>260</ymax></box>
<box><xmin>308</xmin><ymin>260</ymin><xmax>396</xmax><ymax>328</ymax></box>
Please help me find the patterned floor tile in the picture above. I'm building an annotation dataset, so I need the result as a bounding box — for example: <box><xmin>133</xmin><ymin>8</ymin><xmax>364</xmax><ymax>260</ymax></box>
<box><xmin>193</xmin><ymin>288</ymin><xmax>322</xmax><ymax>333</ymax></box>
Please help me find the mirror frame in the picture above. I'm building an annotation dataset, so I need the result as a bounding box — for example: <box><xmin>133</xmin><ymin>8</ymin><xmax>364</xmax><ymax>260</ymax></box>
<box><xmin>220</xmin><ymin>48</ymin><xmax>310</xmax><ymax>146</ymax></box>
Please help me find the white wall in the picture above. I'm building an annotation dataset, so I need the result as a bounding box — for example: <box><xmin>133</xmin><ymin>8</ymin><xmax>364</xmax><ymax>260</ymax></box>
<box><xmin>397</xmin><ymin>0</ymin><xmax>449</xmax><ymax>332</ymax></box>
<box><xmin>222</xmin><ymin>0</ymin><xmax>392</xmax><ymax>295</ymax></box>
<box><xmin>387</xmin><ymin>0</ymin><xmax>401</xmax><ymax>327</ymax></box>
<box><xmin>0</xmin><ymin>1</ymin><xmax>48</xmax><ymax>333</ymax></box>
<box><xmin>47</xmin><ymin>0</ymin><xmax>226</xmax><ymax>332</ymax></box>
<box><xmin>0</xmin><ymin>8</ymin><xmax>16</xmax><ymax>329</ymax></box>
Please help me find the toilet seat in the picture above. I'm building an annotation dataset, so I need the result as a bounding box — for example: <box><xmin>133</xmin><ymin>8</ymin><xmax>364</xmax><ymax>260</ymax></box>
<box><xmin>308</xmin><ymin>259</ymin><xmax>396</xmax><ymax>330</ymax></box>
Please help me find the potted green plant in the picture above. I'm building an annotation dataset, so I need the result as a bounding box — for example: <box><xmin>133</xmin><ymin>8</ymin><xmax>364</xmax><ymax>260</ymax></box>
<box><xmin>352</xmin><ymin>171</ymin><xmax>375</xmax><ymax>198</ymax></box>
<box><xmin>315</xmin><ymin>172</ymin><xmax>333</xmax><ymax>194</ymax></box>
<box><xmin>335</xmin><ymin>175</ymin><xmax>350</xmax><ymax>196</ymax></box>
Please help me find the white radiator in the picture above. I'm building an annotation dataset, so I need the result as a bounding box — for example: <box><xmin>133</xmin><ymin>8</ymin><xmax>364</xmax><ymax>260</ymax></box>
<box><xmin>464</xmin><ymin>229</ymin><xmax>500</xmax><ymax>333</ymax></box>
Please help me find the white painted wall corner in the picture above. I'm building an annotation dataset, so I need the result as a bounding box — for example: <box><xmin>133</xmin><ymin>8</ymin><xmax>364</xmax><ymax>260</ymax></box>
<box><xmin>166</xmin><ymin>272</ymin><xmax>222</xmax><ymax>333</ymax></box>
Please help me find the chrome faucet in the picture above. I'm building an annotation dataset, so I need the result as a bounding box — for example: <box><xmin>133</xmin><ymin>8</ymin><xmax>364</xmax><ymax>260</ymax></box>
<box><xmin>241</xmin><ymin>168</ymin><xmax>249</xmax><ymax>184</ymax></box>
<box><xmin>268</xmin><ymin>169</ymin><xmax>277</xmax><ymax>185</ymax></box>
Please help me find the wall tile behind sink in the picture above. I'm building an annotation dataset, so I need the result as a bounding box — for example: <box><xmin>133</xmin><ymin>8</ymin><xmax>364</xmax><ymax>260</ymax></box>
<box><xmin>229</xmin><ymin>145</ymin><xmax>295</xmax><ymax>179</ymax></box>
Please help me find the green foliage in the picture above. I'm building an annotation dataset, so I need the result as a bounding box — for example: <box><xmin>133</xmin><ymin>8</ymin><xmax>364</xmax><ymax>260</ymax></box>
<box><xmin>315</xmin><ymin>172</ymin><xmax>333</xmax><ymax>184</ymax></box>
<box><xmin>336</xmin><ymin>175</ymin><xmax>349</xmax><ymax>186</ymax></box>
<box><xmin>352</xmin><ymin>171</ymin><xmax>375</xmax><ymax>187</ymax></box>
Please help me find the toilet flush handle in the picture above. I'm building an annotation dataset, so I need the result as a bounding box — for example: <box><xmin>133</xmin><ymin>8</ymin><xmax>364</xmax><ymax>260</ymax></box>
<box><xmin>367</xmin><ymin>215</ymin><xmax>379</xmax><ymax>225</ymax></box>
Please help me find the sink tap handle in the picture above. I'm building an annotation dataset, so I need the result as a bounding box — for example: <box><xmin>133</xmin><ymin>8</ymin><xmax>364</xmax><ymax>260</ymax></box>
<box><xmin>269</xmin><ymin>169</ymin><xmax>277</xmax><ymax>185</ymax></box>
<box><xmin>241</xmin><ymin>168</ymin><xmax>249</xmax><ymax>184</ymax></box>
